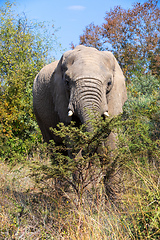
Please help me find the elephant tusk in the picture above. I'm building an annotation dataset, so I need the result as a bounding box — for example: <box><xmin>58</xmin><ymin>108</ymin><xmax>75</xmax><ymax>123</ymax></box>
<box><xmin>68</xmin><ymin>110</ymin><xmax>73</xmax><ymax>117</ymax></box>
<box><xmin>104</xmin><ymin>111</ymin><xmax>109</xmax><ymax>117</ymax></box>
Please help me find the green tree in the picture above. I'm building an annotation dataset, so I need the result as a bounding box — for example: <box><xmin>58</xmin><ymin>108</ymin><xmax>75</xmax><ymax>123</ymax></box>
<box><xmin>122</xmin><ymin>72</ymin><xmax>160</xmax><ymax>164</ymax></box>
<box><xmin>0</xmin><ymin>1</ymin><xmax>60</xmax><ymax>161</ymax></box>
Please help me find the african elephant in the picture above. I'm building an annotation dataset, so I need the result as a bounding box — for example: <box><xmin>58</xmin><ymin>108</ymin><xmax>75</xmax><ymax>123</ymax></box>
<box><xmin>33</xmin><ymin>45</ymin><xmax>127</xmax><ymax>148</ymax></box>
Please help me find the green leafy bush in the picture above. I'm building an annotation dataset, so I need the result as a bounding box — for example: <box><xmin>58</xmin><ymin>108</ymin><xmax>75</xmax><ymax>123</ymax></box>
<box><xmin>0</xmin><ymin>1</ymin><xmax>60</xmax><ymax>161</ymax></box>
<box><xmin>29</xmin><ymin>117</ymin><xmax>114</xmax><ymax>200</ymax></box>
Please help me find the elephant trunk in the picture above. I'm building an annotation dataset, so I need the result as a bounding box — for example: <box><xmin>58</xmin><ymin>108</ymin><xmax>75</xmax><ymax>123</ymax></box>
<box><xmin>69</xmin><ymin>78</ymin><xmax>107</xmax><ymax>132</ymax></box>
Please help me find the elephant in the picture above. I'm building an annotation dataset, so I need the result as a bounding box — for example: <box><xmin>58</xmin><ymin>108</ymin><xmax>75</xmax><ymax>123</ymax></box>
<box><xmin>33</xmin><ymin>45</ymin><xmax>127</xmax><ymax>147</ymax></box>
<box><xmin>33</xmin><ymin>45</ymin><xmax>127</xmax><ymax>200</ymax></box>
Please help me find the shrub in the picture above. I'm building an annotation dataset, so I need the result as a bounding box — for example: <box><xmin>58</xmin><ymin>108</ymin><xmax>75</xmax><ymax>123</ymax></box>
<box><xmin>0</xmin><ymin>1</ymin><xmax>60</xmax><ymax>162</ymax></box>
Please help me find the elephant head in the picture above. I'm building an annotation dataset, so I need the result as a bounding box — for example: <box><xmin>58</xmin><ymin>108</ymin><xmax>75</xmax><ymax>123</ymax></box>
<box><xmin>33</xmin><ymin>45</ymin><xmax>127</xmax><ymax>144</ymax></box>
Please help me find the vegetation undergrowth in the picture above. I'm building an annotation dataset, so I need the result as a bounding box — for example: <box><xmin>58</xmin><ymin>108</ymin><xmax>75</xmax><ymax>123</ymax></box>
<box><xmin>0</xmin><ymin>149</ymin><xmax>159</xmax><ymax>239</ymax></box>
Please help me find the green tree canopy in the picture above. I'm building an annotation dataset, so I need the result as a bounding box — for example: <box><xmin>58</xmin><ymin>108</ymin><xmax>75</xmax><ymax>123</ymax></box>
<box><xmin>0</xmin><ymin>1</ymin><xmax>60</xmax><ymax>160</ymax></box>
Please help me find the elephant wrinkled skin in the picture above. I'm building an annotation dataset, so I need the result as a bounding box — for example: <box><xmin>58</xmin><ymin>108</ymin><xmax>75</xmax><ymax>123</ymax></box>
<box><xmin>33</xmin><ymin>45</ymin><xmax>127</xmax><ymax>147</ymax></box>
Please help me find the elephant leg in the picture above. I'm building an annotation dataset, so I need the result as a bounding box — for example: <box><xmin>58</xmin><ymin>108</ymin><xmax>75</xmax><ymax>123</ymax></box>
<box><xmin>101</xmin><ymin>132</ymin><xmax>122</xmax><ymax>202</ymax></box>
<box><xmin>36</xmin><ymin>119</ymin><xmax>53</xmax><ymax>143</ymax></box>
<box><xmin>105</xmin><ymin>132</ymin><xmax>117</xmax><ymax>150</ymax></box>
<box><xmin>33</xmin><ymin>107</ymin><xmax>52</xmax><ymax>143</ymax></box>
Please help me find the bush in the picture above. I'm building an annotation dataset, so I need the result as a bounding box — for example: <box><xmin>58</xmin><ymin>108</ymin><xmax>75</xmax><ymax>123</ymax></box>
<box><xmin>0</xmin><ymin>1</ymin><xmax>60</xmax><ymax>162</ymax></box>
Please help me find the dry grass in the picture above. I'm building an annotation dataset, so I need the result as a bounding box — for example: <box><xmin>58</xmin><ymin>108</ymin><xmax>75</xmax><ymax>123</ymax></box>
<box><xmin>0</xmin><ymin>159</ymin><xmax>159</xmax><ymax>240</ymax></box>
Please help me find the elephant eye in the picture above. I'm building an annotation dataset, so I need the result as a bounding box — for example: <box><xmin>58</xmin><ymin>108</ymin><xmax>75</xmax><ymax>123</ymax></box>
<box><xmin>65</xmin><ymin>75</ymin><xmax>70</xmax><ymax>88</ymax></box>
<box><xmin>106</xmin><ymin>78</ymin><xmax>113</xmax><ymax>95</ymax></box>
<box><xmin>108</xmin><ymin>81</ymin><xmax>112</xmax><ymax>86</ymax></box>
<box><xmin>65</xmin><ymin>79</ymin><xmax>69</xmax><ymax>86</ymax></box>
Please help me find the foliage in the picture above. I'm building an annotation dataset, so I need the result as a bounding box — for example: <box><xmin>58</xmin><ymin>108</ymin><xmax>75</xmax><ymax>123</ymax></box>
<box><xmin>75</xmin><ymin>23</ymin><xmax>104</xmax><ymax>51</ymax></box>
<box><xmin>78</xmin><ymin>0</ymin><xmax>160</xmax><ymax>79</ymax></box>
<box><xmin>123</xmin><ymin>73</ymin><xmax>160</xmax><ymax>144</ymax></box>
<box><xmin>0</xmin><ymin>158</ymin><xmax>159</xmax><ymax>239</ymax></box>
<box><xmin>115</xmin><ymin>73</ymin><xmax>160</xmax><ymax>239</ymax></box>
<box><xmin>29</xmin><ymin>116</ymin><xmax>114</xmax><ymax>201</ymax></box>
<box><xmin>0</xmin><ymin>1</ymin><xmax>60</xmax><ymax>161</ymax></box>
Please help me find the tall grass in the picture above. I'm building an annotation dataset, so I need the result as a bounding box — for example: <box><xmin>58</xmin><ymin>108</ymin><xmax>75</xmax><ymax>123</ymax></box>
<box><xmin>0</xmin><ymin>154</ymin><xmax>159</xmax><ymax>239</ymax></box>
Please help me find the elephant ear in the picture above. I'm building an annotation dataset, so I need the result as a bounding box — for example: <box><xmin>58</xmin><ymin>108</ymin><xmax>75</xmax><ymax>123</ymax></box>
<box><xmin>106</xmin><ymin>52</ymin><xmax>127</xmax><ymax>116</ymax></box>
<box><xmin>52</xmin><ymin>50</ymin><xmax>73</xmax><ymax>124</ymax></box>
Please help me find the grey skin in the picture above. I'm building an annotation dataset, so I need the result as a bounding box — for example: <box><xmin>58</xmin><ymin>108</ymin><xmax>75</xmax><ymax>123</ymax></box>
<box><xmin>33</xmin><ymin>45</ymin><xmax>127</xmax><ymax>148</ymax></box>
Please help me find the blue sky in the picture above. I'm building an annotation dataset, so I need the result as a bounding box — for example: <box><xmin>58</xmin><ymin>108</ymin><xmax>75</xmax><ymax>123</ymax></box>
<box><xmin>0</xmin><ymin>0</ymin><xmax>158</xmax><ymax>59</ymax></box>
